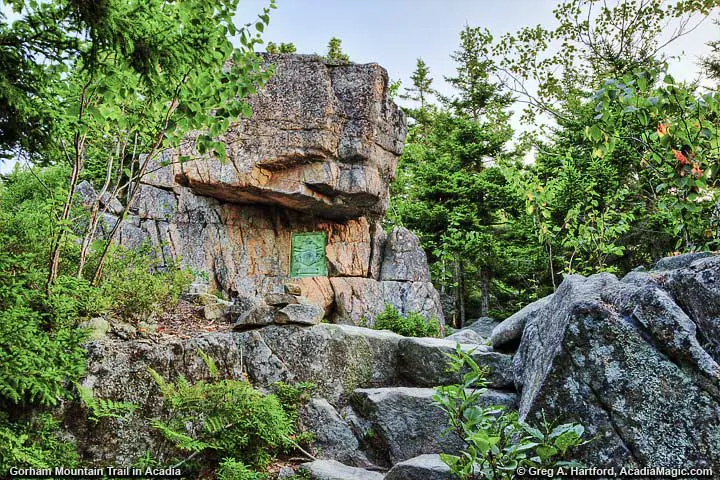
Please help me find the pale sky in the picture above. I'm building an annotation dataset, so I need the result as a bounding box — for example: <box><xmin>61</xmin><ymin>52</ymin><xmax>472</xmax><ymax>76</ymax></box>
<box><xmin>1</xmin><ymin>1</ymin><xmax>718</xmax><ymax>173</ymax></box>
<box><xmin>236</xmin><ymin>0</ymin><xmax>719</xmax><ymax>95</ymax></box>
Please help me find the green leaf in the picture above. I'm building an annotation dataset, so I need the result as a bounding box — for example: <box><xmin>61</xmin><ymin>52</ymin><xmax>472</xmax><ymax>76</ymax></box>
<box><xmin>588</xmin><ymin>125</ymin><xmax>603</xmax><ymax>142</ymax></box>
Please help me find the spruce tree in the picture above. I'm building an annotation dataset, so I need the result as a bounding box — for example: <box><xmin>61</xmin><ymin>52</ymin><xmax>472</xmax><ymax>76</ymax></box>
<box><xmin>325</xmin><ymin>37</ymin><xmax>350</xmax><ymax>61</ymax></box>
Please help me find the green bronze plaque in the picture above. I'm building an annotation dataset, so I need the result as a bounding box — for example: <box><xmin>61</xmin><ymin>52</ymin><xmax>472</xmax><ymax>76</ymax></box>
<box><xmin>290</xmin><ymin>232</ymin><xmax>328</xmax><ymax>278</ymax></box>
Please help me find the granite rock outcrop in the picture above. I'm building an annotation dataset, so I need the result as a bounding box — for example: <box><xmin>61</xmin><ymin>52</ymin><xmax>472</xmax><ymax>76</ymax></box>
<box><xmin>87</xmin><ymin>54</ymin><xmax>443</xmax><ymax>326</ymax></box>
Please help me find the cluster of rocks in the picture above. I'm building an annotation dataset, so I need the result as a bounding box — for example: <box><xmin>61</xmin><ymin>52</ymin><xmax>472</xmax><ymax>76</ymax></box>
<box><xmin>68</xmin><ymin>317</ymin><xmax>509</xmax><ymax>479</ymax></box>
<box><xmin>67</xmin><ymin>252</ymin><xmax>720</xmax><ymax>478</ymax></box>
<box><xmin>77</xmin><ymin>54</ymin><xmax>444</xmax><ymax>328</ymax></box>
<box><xmin>234</xmin><ymin>285</ymin><xmax>325</xmax><ymax>329</ymax></box>
<box><xmin>491</xmin><ymin>252</ymin><xmax>720</xmax><ymax>469</ymax></box>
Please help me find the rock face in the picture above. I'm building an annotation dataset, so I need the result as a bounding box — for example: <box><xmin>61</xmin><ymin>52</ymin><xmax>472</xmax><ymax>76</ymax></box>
<box><xmin>511</xmin><ymin>254</ymin><xmax>720</xmax><ymax>469</ymax></box>
<box><xmin>98</xmin><ymin>54</ymin><xmax>443</xmax><ymax>326</ymax></box>
<box><xmin>69</xmin><ymin>322</ymin><xmax>516</xmax><ymax>468</ymax></box>
<box><xmin>384</xmin><ymin>454</ymin><xmax>454</xmax><ymax>480</ymax></box>
<box><xmin>350</xmin><ymin>387</ymin><xmax>516</xmax><ymax>466</ymax></box>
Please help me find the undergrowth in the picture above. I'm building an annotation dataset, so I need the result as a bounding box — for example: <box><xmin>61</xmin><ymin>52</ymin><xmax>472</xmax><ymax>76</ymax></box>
<box><xmin>371</xmin><ymin>303</ymin><xmax>442</xmax><ymax>337</ymax></box>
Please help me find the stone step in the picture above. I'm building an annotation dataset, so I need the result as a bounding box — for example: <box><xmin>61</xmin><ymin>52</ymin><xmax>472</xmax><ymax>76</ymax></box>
<box><xmin>299</xmin><ymin>460</ymin><xmax>384</xmax><ymax>480</ymax></box>
<box><xmin>397</xmin><ymin>336</ymin><xmax>515</xmax><ymax>388</ymax></box>
<box><xmin>349</xmin><ymin>386</ymin><xmax>517</xmax><ymax>466</ymax></box>
<box><xmin>385</xmin><ymin>454</ymin><xmax>454</xmax><ymax>480</ymax></box>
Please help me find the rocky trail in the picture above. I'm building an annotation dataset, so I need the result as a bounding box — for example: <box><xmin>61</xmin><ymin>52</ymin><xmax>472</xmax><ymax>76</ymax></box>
<box><xmin>72</xmin><ymin>316</ymin><xmax>515</xmax><ymax>479</ymax></box>
<box><xmin>67</xmin><ymin>253</ymin><xmax>720</xmax><ymax>479</ymax></box>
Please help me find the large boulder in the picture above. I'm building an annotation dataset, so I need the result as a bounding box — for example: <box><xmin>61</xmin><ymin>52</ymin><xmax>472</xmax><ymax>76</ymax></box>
<box><xmin>172</xmin><ymin>55</ymin><xmax>404</xmax><ymax>221</ymax></box>
<box><xmin>67</xmin><ymin>324</ymin><xmax>404</xmax><ymax>465</ymax></box>
<box><xmin>349</xmin><ymin>387</ymin><xmax>516</xmax><ymax>466</ymax></box>
<box><xmin>104</xmin><ymin>55</ymin><xmax>444</xmax><ymax>327</ymax></box>
<box><xmin>513</xmin><ymin>262</ymin><xmax>720</xmax><ymax>469</ymax></box>
<box><xmin>491</xmin><ymin>294</ymin><xmax>553</xmax><ymax>351</ymax></box>
<box><xmin>398</xmin><ymin>337</ymin><xmax>514</xmax><ymax>389</ymax></box>
<box><xmin>380</xmin><ymin>227</ymin><xmax>431</xmax><ymax>282</ymax></box>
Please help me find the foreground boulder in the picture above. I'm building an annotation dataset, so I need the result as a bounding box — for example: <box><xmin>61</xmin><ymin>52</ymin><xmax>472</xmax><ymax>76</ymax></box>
<box><xmin>69</xmin><ymin>324</ymin><xmax>403</xmax><ymax>464</ymax></box>
<box><xmin>350</xmin><ymin>387</ymin><xmax>516</xmax><ymax>466</ymax></box>
<box><xmin>513</xmin><ymin>254</ymin><xmax>720</xmax><ymax>469</ymax></box>
<box><xmin>384</xmin><ymin>454</ymin><xmax>454</xmax><ymax>480</ymax></box>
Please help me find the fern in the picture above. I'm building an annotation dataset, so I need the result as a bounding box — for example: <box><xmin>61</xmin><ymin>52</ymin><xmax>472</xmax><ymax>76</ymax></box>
<box><xmin>197</xmin><ymin>349</ymin><xmax>219</xmax><ymax>379</ymax></box>
<box><xmin>76</xmin><ymin>385</ymin><xmax>137</xmax><ymax>423</ymax></box>
<box><xmin>147</xmin><ymin>349</ymin><xmax>299</xmax><ymax>475</ymax></box>
<box><xmin>0</xmin><ymin>413</ymin><xmax>79</xmax><ymax>475</ymax></box>
<box><xmin>150</xmin><ymin>420</ymin><xmax>215</xmax><ymax>453</ymax></box>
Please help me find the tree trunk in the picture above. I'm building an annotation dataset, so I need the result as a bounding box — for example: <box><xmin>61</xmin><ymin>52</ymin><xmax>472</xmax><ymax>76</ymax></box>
<box><xmin>480</xmin><ymin>269</ymin><xmax>491</xmax><ymax>317</ymax></box>
<box><xmin>456</xmin><ymin>260</ymin><xmax>466</xmax><ymax>329</ymax></box>
<box><xmin>77</xmin><ymin>141</ymin><xmax>122</xmax><ymax>278</ymax></box>
<box><xmin>47</xmin><ymin>136</ymin><xmax>84</xmax><ymax>287</ymax></box>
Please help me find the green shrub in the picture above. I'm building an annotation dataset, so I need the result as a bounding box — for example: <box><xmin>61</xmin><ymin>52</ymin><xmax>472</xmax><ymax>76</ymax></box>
<box><xmin>98</xmin><ymin>244</ymin><xmax>193</xmax><ymax>322</ymax></box>
<box><xmin>216</xmin><ymin>458</ymin><xmax>266</xmax><ymax>480</ymax></box>
<box><xmin>0</xmin><ymin>167</ymin><xmax>194</xmax><ymax>471</ymax></box>
<box><xmin>0</xmin><ymin>303</ymin><xmax>87</xmax><ymax>407</ymax></box>
<box><xmin>373</xmin><ymin>304</ymin><xmax>441</xmax><ymax>337</ymax></box>
<box><xmin>434</xmin><ymin>346</ymin><xmax>586</xmax><ymax>479</ymax></box>
<box><xmin>0</xmin><ymin>413</ymin><xmax>79</xmax><ymax>475</ymax></box>
<box><xmin>148</xmin><ymin>350</ymin><xmax>298</xmax><ymax>475</ymax></box>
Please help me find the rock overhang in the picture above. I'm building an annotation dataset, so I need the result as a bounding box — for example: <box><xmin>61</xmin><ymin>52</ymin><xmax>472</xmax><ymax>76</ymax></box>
<box><xmin>158</xmin><ymin>54</ymin><xmax>407</xmax><ymax>221</ymax></box>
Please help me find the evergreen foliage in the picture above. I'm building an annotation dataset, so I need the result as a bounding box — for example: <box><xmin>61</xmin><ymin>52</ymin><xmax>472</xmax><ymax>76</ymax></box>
<box><xmin>148</xmin><ymin>350</ymin><xmax>300</xmax><ymax>475</ymax></box>
<box><xmin>325</xmin><ymin>37</ymin><xmax>350</xmax><ymax>62</ymax></box>
<box><xmin>266</xmin><ymin>41</ymin><xmax>297</xmax><ymax>54</ymax></box>
<box><xmin>0</xmin><ymin>413</ymin><xmax>80</xmax><ymax>475</ymax></box>
<box><xmin>372</xmin><ymin>304</ymin><xmax>442</xmax><ymax>337</ymax></box>
<box><xmin>392</xmin><ymin>0</ymin><xmax>720</xmax><ymax>320</ymax></box>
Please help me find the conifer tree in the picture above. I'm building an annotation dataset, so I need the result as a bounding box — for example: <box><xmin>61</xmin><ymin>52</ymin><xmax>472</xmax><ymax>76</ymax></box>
<box><xmin>401</xmin><ymin>58</ymin><xmax>434</xmax><ymax>110</ymax></box>
<box><xmin>325</xmin><ymin>37</ymin><xmax>350</xmax><ymax>61</ymax></box>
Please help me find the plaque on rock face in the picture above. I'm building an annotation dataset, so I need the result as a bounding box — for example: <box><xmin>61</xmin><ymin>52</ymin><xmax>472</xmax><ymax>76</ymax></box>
<box><xmin>290</xmin><ymin>232</ymin><xmax>328</xmax><ymax>278</ymax></box>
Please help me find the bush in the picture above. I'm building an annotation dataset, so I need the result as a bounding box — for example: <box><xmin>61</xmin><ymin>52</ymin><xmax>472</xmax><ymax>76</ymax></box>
<box><xmin>216</xmin><ymin>458</ymin><xmax>265</xmax><ymax>480</ymax></box>
<box><xmin>434</xmin><ymin>346</ymin><xmax>586</xmax><ymax>479</ymax></box>
<box><xmin>97</xmin><ymin>244</ymin><xmax>193</xmax><ymax>322</ymax></box>
<box><xmin>148</xmin><ymin>350</ymin><xmax>298</xmax><ymax>475</ymax></box>
<box><xmin>0</xmin><ymin>166</ymin><xmax>193</xmax><ymax>470</ymax></box>
<box><xmin>373</xmin><ymin>304</ymin><xmax>441</xmax><ymax>337</ymax></box>
<box><xmin>0</xmin><ymin>412</ymin><xmax>79</xmax><ymax>475</ymax></box>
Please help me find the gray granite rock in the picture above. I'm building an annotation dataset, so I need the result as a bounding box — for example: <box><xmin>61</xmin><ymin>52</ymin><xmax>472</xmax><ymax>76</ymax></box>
<box><xmin>300</xmin><ymin>460</ymin><xmax>384</xmax><ymax>480</ymax></box>
<box><xmin>385</xmin><ymin>454</ymin><xmax>454</xmax><ymax>480</ymax></box>
<box><xmin>276</xmin><ymin>303</ymin><xmax>324</xmax><ymax>326</ymax></box>
<box><xmin>350</xmin><ymin>387</ymin><xmax>516</xmax><ymax>465</ymax></box>
<box><xmin>444</xmin><ymin>329</ymin><xmax>486</xmax><ymax>344</ymax></box>
<box><xmin>300</xmin><ymin>398</ymin><xmax>371</xmax><ymax>467</ymax></box>
<box><xmin>515</xmin><ymin>272</ymin><xmax>720</xmax><ymax>469</ymax></box>
<box><xmin>398</xmin><ymin>337</ymin><xmax>514</xmax><ymax>389</ymax></box>
<box><xmin>380</xmin><ymin>227</ymin><xmax>431</xmax><ymax>282</ymax></box>
<box><xmin>490</xmin><ymin>294</ymin><xmax>553</xmax><ymax>350</ymax></box>
<box><xmin>462</xmin><ymin>316</ymin><xmax>499</xmax><ymax>337</ymax></box>
<box><xmin>233</xmin><ymin>305</ymin><xmax>276</xmax><ymax>330</ymax></box>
